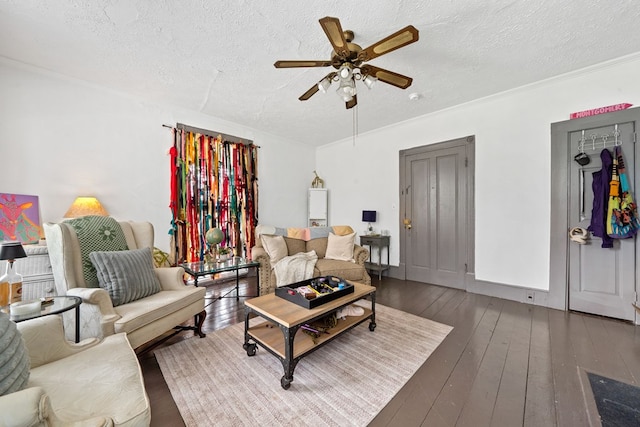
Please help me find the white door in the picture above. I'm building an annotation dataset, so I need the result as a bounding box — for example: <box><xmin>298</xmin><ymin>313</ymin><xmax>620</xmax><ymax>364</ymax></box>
<box><xmin>568</xmin><ymin>121</ymin><xmax>636</xmax><ymax>321</ymax></box>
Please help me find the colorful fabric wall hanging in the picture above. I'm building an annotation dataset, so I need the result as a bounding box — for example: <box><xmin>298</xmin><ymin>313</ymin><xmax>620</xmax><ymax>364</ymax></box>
<box><xmin>170</xmin><ymin>128</ymin><xmax>258</xmax><ymax>263</ymax></box>
<box><xmin>606</xmin><ymin>146</ymin><xmax>640</xmax><ymax>239</ymax></box>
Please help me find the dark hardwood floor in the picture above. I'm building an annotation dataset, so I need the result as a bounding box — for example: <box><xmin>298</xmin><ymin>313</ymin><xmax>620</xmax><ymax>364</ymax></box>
<box><xmin>139</xmin><ymin>276</ymin><xmax>640</xmax><ymax>426</ymax></box>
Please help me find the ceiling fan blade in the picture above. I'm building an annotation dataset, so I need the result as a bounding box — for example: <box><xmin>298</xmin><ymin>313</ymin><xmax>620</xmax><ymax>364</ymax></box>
<box><xmin>319</xmin><ymin>16</ymin><xmax>350</xmax><ymax>59</ymax></box>
<box><xmin>346</xmin><ymin>95</ymin><xmax>358</xmax><ymax>109</ymax></box>
<box><xmin>299</xmin><ymin>84</ymin><xmax>320</xmax><ymax>101</ymax></box>
<box><xmin>274</xmin><ymin>60</ymin><xmax>333</xmax><ymax>68</ymax></box>
<box><xmin>358</xmin><ymin>25</ymin><xmax>419</xmax><ymax>62</ymax></box>
<box><xmin>360</xmin><ymin>65</ymin><xmax>413</xmax><ymax>89</ymax></box>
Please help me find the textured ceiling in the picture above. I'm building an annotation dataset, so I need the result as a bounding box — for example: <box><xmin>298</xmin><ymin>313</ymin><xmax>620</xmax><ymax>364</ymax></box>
<box><xmin>2</xmin><ymin>1</ymin><xmax>640</xmax><ymax>146</ymax></box>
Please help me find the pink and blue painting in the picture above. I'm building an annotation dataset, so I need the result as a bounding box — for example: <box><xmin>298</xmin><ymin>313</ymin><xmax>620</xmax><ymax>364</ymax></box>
<box><xmin>0</xmin><ymin>193</ymin><xmax>42</xmax><ymax>244</ymax></box>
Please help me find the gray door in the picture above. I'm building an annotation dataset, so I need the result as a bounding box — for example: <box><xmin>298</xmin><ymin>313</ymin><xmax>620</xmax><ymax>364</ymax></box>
<box><xmin>568</xmin><ymin>121</ymin><xmax>636</xmax><ymax>321</ymax></box>
<box><xmin>401</xmin><ymin>138</ymin><xmax>470</xmax><ymax>289</ymax></box>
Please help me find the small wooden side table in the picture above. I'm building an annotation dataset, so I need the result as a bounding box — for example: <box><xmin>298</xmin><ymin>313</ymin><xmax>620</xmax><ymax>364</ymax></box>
<box><xmin>359</xmin><ymin>235</ymin><xmax>390</xmax><ymax>280</ymax></box>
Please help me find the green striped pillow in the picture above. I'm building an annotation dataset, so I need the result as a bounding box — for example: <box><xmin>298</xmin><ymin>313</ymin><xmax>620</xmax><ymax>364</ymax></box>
<box><xmin>89</xmin><ymin>247</ymin><xmax>162</xmax><ymax>306</ymax></box>
<box><xmin>0</xmin><ymin>312</ymin><xmax>29</xmax><ymax>396</ymax></box>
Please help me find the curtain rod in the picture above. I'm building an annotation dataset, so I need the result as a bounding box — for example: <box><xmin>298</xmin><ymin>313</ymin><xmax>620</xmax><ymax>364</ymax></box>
<box><xmin>162</xmin><ymin>123</ymin><xmax>255</xmax><ymax>146</ymax></box>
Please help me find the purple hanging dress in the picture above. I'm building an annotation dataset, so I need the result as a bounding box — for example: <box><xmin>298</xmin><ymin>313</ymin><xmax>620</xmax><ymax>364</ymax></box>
<box><xmin>588</xmin><ymin>149</ymin><xmax>614</xmax><ymax>248</ymax></box>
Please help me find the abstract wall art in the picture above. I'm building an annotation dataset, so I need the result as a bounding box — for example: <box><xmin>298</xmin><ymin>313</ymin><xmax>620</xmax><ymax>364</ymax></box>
<box><xmin>0</xmin><ymin>193</ymin><xmax>42</xmax><ymax>244</ymax></box>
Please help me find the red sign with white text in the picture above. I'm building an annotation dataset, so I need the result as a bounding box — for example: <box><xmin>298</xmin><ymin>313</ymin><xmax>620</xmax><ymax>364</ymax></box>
<box><xmin>570</xmin><ymin>103</ymin><xmax>633</xmax><ymax>119</ymax></box>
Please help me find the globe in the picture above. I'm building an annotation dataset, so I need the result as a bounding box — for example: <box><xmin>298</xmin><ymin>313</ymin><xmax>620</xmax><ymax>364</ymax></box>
<box><xmin>205</xmin><ymin>228</ymin><xmax>224</xmax><ymax>246</ymax></box>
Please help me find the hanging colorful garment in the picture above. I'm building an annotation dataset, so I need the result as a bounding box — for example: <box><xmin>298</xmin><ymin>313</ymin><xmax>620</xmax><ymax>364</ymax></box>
<box><xmin>169</xmin><ymin>128</ymin><xmax>259</xmax><ymax>263</ymax></box>
<box><xmin>606</xmin><ymin>146</ymin><xmax>640</xmax><ymax>238</ymax></box>
<box><xmin>588</xmin><ymin>149</ymin><xmax>614</xmax><ymax>248</ymax></box>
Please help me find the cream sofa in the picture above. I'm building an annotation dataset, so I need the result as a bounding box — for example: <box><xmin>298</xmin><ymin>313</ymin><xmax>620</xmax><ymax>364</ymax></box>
<box><xmin>0</xmin><ymin>315</ymin><xmax>149</xmax><ymax>426</ymax></box>
<box><xmin>44</xmin><ymin>219</ymin><xmax>206</xmax><ymax>349</ymax></box>
<box><xmin>251</xmin><ymin>225</ymin><xmax>371</xmax><ymax>295</ymax></box>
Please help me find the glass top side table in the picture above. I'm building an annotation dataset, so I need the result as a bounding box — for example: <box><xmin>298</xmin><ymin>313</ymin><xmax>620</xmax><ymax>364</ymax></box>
<box><xmin>2</xmin><ymin>296</ymin><xmax>82</xmax><ymax>342</ymax></box>
<box><xmin>180</xmin><ymin>257</ymin><xmax>261</xmax><ymax>302</ymax></box>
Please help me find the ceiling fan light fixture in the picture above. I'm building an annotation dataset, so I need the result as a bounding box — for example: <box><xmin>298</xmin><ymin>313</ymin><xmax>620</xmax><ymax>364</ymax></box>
<box><xmin>317</xmin><ymin>77</ymin><xmax>331</xmax><ymax>93</ymax></box>
<box><xmin>363</xmin><ymin>74</ymin><xmax>378</xmax><ymax>89</ymax></box>
<box><xmin>336</xmin><ymin>78</ymin><xmax>356</xmax><ymax>101</ymax></box>
<box><xmin>338</xmin><ymin>63</ymin><xmax>353</xmax><ymax>80</ymax></box>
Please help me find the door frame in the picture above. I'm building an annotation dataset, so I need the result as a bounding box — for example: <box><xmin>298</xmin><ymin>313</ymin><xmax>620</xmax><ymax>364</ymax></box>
<box><xmin>398</xmin><ymin>136</ymin><xmax>475</xmax><ymax>286</ymax></box>
<box><xmin>550</xmin><ymin>108</ymin><xmax>640</xmax><ymax>321</ymax></box>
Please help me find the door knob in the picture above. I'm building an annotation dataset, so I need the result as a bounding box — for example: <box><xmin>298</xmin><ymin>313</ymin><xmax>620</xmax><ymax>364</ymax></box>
<box><xmin>403</xmin><ymin>218</ymin><xmax>412</xmax><ymax>230</ymax></box>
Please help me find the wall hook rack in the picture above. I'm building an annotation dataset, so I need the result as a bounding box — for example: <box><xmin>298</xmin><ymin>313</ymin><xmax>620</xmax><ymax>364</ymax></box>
<box><xmin>578</xmin><ymin>124</ymin><xmax>623</xmax><ymax>153</ymax></box>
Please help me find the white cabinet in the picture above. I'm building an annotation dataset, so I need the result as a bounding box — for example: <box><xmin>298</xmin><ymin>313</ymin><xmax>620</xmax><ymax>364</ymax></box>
<box><xmin>0</xmin><ymin>243</ymin><xmax>56</xmax><ymax>300</ymax></box>
<box><xmin>308</xmin><ymin>188</ymin><xmax>328</xmax><ymax>227</ymax></box>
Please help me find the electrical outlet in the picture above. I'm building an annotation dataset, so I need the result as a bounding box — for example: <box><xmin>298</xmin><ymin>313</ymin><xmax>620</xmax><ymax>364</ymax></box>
<box><xmin>526</xmin><ymin>291</ymin><xmax>535</xmax><ymax>303</ymax></box>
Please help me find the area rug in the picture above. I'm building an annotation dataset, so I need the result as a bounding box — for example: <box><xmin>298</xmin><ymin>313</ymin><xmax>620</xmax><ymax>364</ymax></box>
<box><xmin>155</xmin><ymin>302</ymin><xmax>452</xmax><ymax>426</ymax></box>
<box><xmin>587</xmin><ymin>372</ymin><xmax>640</xmax><ymax>426</ymax></box>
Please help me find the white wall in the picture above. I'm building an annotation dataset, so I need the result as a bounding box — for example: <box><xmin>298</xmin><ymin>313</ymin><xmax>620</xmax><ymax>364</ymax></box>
<box><xmin>0</xmin><ymin>59</ymin><xmax>315</xmax><ymax>252</ymax></box>
<box><xmin>318</xmin><ymin>53</ymin><xmax>640</xmax><ymax>291</ymax></box>
<box><xmin>5</xmin><ymin>52</ymin><xmax>640</xmax><ymax>294</ymax></box>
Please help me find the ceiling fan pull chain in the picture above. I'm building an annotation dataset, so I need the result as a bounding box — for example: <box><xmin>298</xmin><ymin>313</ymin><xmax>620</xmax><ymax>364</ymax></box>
<box><xmin>353</xmin><ymin>107</ymin><xmax>356</xmax><ymax>146</ymax></box>
<box><xmin>352</xmin><ymin>104</ymin><xmax>359</xmax><ymax>146</ymax></box>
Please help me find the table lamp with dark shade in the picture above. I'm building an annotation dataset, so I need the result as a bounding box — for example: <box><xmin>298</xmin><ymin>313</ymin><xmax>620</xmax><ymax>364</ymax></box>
<box><xmin>0</xmin><ymin>241</ymin><xmax>27</xmax><ymax>306</ymax></box>
<box><xmin>362</xmin><ymin>210</ymin><xmax>377</xmax><ymax>235</ymax></box>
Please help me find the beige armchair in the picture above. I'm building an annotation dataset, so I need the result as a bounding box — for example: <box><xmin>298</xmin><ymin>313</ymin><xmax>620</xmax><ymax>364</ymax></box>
<box><xmin>0</xmin><ymin>315</ymin><xmax>149</xmax><ymax>426</ymax></box>
<box><xmin>43</xmin><ymin>219</ymin><xmax>206</xmax><ymax>349</ymax></box>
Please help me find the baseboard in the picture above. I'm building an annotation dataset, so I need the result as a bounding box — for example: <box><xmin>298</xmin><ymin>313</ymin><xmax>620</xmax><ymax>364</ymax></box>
<box><xmin>385</xmin><ymin>268</ymin><xmax>636</xmax><ymax>322</ymax></box>
<box><xmin>465</xmin><ymin>273</ymin><xmax>551</xmax><ymax>308</ymax></box>
<box><xmin>383</xmin><ymin>265</ymin><xmax>403</xmax><ymax>280</ymax></box>
<box><xmin>384</xmin><ymin>266</ymin><xmax>553</xmax><ymax>309</ymax></box>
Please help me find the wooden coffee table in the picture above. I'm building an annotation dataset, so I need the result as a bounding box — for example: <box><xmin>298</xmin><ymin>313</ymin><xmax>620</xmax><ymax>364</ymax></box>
<box><xmin>243</xmin><ymin>282</ymin><xmax>376</xmax><ymax>389</ymax></box>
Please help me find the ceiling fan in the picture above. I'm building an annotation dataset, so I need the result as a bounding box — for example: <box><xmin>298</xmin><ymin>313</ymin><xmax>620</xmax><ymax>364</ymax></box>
<box><xmin>274</xmin><ymin>16</ymin><xmax>419</xmax><ymax>109</ymax></box>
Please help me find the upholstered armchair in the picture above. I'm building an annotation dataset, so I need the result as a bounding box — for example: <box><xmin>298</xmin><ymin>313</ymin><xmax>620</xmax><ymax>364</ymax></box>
<box><xmin>43</xmin><ymin>218</ymin><xmax>206</xmax><ymax>349</ymax></box>
<box><xmin>0</xmin><ymin>315</ymin><xmax>150</xmax><ymax>426</ymax></box>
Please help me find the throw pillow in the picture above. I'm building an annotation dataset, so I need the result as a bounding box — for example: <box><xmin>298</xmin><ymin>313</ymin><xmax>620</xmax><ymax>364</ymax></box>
<box><xmin>331</xmin><ymin>225</ymin><xmax>355</xmax><ymax>236</ymax></box>
<box><xmin>260</xmin><ymin>234</ymin><xmax>288</xmax><ymax>265</ymax></box>
<box><xmin>0</xmin><ymin>312</ymin><xmax>29</xmax><ymax>396</ymax></box>
<box><xmin>65</xmin><ymin>215</ymin><xmax>129</xmax><ymax>288</ymax></box>
<box><xmin>89</xmin><ymin>247</ymin><xmax>162</xmax><ymax>307</ymax></box>
<box><xmin>324</xmin><ymin>232</ymin><xmax>356</xmax><ymax>262</ymax></box>
<box><xmin>152</xmin><ymin>247</ymin><xmax>172</xmax><ymax>268</ymax></box>
<box><xmin>287</xmin><ymin>227</ymin><xmax>310</xmax><ymax>241</ymax></box>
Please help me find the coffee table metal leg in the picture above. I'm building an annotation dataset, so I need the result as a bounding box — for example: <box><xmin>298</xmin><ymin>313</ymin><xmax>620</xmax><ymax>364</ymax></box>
<box><xmin>280</xmin><ymin>325</ymin><xmax>300</xmax><ymax>390</ymax></box>
<box><xmin>242</xmin><ymin>306</ymin><xmax>257</xmax><ymax>356</ymax></box>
